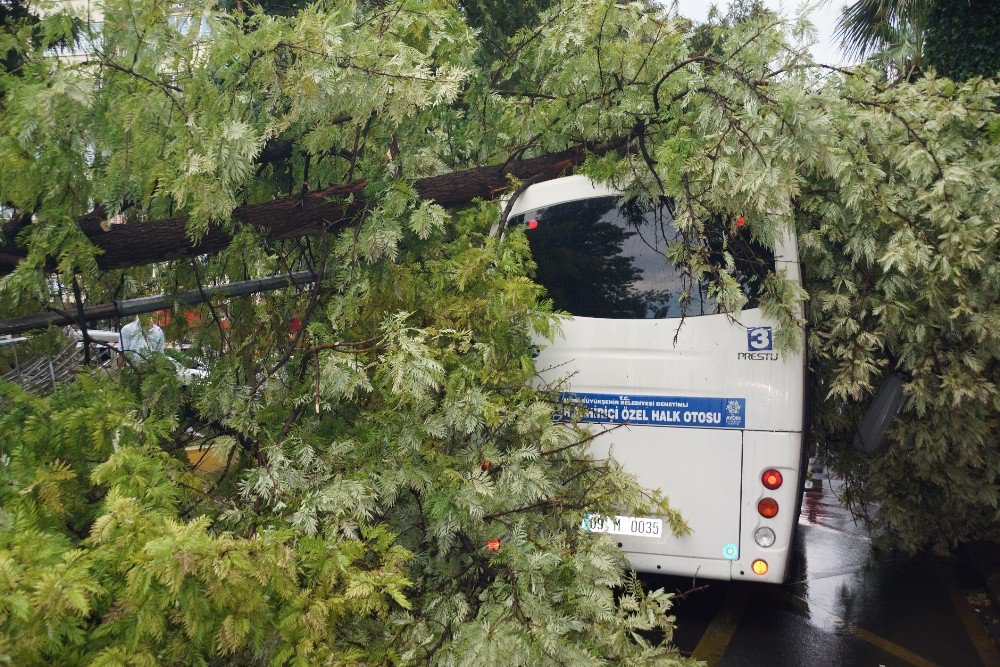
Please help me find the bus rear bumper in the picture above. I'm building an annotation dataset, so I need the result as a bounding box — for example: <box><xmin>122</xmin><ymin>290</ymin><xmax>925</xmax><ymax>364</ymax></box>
<box><xmin>626</xmin><ymin>551</ymin><xmax>736</xmax><ymax>580</ymax></box>
<box><xmin>626</xmin><ymin>541</ymin><xmax>793</xmax><ymax>584</ymax></box>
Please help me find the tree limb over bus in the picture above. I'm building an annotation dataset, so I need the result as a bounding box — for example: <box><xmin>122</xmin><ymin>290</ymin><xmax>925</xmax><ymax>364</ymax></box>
<box><xmin>0</xmin><ymin>145</ymin><xmax>613</xmax><ymax>277</ymax></box>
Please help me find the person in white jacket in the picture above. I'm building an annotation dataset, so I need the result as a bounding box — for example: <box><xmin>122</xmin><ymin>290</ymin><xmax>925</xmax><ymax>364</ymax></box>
<box><xmin>119</xmin><ymin>314</ymin><xmax>165</xmax><ymax>359</ymax></box>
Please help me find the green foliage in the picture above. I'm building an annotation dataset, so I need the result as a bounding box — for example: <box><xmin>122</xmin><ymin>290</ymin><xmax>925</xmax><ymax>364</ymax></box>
<box><xmin>0</xmin><ymin>380</ymin><xmax>419</xmax><ymax>664</ymax></box>
<box><xmin>836</xmin><ymin>0</ymin><xmax>931</xmax><ymax>64</ymax></box>
<box><xmin>799</xmin><ymin>72</ymin><xmax>1000</xmax><ymax>551</ymax></box>
<box><xmin>456</xmin><ymin>0</ymin><xmax>556</xmax><ymax>64</ymax></box>
<box><xmin>0</xmin><ymin>222</ymin><xmax>687</xmax><ymax>663</ymax></box>
<box><xmin>923</xmin><ymin>0</ymin><xmax>1000</xmax><ymax>80</ymax></box>
<box><xmin>836</xmin><ymin>0</ymin><xmax>1000</xmax><ymax>79</ymax></box>
<box><xmin>0</xmin><ymin>0</ymin><xmax>998</xmax><ymax>661</ymax></box>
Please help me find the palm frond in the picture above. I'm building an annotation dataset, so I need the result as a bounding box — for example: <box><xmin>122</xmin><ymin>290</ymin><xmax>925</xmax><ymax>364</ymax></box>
<box><xmin>836</xmin><ymin>0</ymin><xmax>932</xmax><ymax>59</ymax></box>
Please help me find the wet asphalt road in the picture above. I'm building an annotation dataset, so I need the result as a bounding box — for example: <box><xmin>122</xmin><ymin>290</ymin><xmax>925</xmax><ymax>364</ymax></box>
<box><xmin>642</xmin><ymin>464</ymin><xmax>1000</xmax><ymax>666</ymax></box>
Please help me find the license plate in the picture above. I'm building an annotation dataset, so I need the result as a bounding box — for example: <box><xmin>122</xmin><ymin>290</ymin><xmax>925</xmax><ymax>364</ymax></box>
<box><xmin>582</xmin><ymin>514</ymin><xmax>663</xmax><ymax>538</ymax></box>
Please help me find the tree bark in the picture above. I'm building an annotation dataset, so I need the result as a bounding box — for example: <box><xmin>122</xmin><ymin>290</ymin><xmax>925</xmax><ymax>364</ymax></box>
<box><xmin>0</xmin><ymin>145</ymin><xmax>604</xmax><ymax>278</ymax></box>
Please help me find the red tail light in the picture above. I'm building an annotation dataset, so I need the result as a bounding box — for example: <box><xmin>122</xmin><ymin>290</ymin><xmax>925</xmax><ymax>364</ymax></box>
<box><xmin>762</xmin><ymin>469</ymin><xmax>783</xmax><ymax>490</ymax></box>
<box><xmin>758</xmin><ymin>497</ymin><xmax>779</xmax><ymax>518</ymax></box>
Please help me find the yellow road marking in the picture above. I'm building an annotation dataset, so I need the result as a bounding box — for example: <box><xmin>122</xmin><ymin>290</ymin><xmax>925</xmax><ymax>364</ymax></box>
<box><xmin>850</xmin><ymin>624</ymin><xmax>939</xmax><ymax>667</ymax></box>
<box><xmin>934</xmin><ymin>562</ymin><xmax>1000</xmax><ymax>667</ymax></box>
<box><xmin>773</xmin><ymin>590</ymin><xmax>938</xmax><ymax>667</ymax></box>
<box><xmin>691</xmin><ymin>586</ymin><xmax>752</xmax><ymax>665</ymax></box>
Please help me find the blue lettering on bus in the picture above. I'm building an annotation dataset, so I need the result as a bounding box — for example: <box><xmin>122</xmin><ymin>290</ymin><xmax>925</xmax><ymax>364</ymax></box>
<box><xmin>558</xmin><ymin>392</ymin><xmax>746</xmax><ymax>429</ymax></box>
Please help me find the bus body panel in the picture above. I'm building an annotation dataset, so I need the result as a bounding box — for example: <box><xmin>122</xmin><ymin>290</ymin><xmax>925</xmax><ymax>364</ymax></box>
<box><xmin>506</xmin><ymin>176</ymin><xmax>620</xmax><ymax>216</ymax></box>
<box><xmin>535</xmin><ymin>310</ymin><xmax>804</xmax><ymax>434</ymax></box>
<box><xmin>587</xmin><ymin>427</ymin><xmax>743</xmax><ymax>562</ymax></box>
<box><xmin>731</xmin><ymin>430</ymin><xmax>804</xmax><ymax>583</ymax></box>
<box><xmin>535</xmin><ymin>312</ymin><xmax>805</xmax><ymax>579</ymax></box>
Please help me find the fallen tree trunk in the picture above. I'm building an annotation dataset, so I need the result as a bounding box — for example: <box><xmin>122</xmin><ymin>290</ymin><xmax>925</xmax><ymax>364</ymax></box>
<box><xmin>0</xmin><ymin>146</ymin><xmax>602</xmax><ymax>278</ymax></box>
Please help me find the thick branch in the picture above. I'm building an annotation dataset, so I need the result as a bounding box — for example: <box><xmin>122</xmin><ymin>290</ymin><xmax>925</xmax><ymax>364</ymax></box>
<box><xmin>1</xmin><ymin>145</ymin><xmax>614</xmax><ymax>278</ymax></box>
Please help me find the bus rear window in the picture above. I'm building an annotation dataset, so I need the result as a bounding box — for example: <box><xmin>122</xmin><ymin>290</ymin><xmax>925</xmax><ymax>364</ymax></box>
<box><xmin>509</xmin><ymin>196</ymin><xmax>773</xmax><ymax>319</ymax></box>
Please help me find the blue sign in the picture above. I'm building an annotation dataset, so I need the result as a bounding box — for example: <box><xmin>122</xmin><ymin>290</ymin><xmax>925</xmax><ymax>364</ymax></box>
<box><xmin>747</xmin><ymin>326</ymin><xmax>773</xmax><ymax>351</ymax></box>
<box><xmin>558</xmin><ymin>392</ymin><xmax>746</xmax><ymax>429</ymax></box>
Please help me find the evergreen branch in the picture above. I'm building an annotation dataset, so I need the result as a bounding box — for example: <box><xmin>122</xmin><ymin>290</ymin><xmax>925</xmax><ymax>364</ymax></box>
<box><xmin>489</xmin><ymin>5</ymin><xmax>566</xmax><ymax>87</ymax></box>
<box><xmin>652</xmin><ymin>53</ymin><xmax>775</xmax><ymax>113</ymax></box>
<box><xmin>177</xmin><ymin>481</ymin><xmax>237</xmax><ymax>509</ymax></box>
<box><xmin>636</xmin><ymin>122</ymin><xmax>665</xmax><ymax>196</ymax></box>
<box><xmin>495</xmin><ymin>174</ymin><xmax>546</xmax><ymax>238</ymax></box>
<box><xmin>303</xmin><ymin>334</ymin><xmax>387</xmax><ymax>356</ymax></box>
<box><xmin>202</xmin><ymin>418</ymin><xmax>264</xmax><ymax>467</ymax></box>
<box><xmin>277</xmin><ymin>41</ymin><xmax>450</xmax><ymax>83</ymax></box>
<box><xmin>845</xmin><ymin>95</ymin><xmax>946</xmax><ymax>184</ymax></box>
<box><xmin>255</xmin><ymin>116</ymin><xmax>354</xmax><ymax>166</ymax></box>
<box><xmin>96</xmin><ymin>59</ymin><xmax>189</xmax><ymax>121</ymax></box>
<box><xmin>696</xmin><ymin>86</ymin><xmax>768</xmax><ymax>163</ymax></box>
<box><xmin>482</xmin><ymin>497</ymin><xmax>585</xmax><ymax>521</ymax></box>
<box><xmin>539</xmin><ymin>423</ymin><xmax>627</xmax><ymax>457</ymax></box>
<box><xmin>651</xmin><ymin>55</ymin><xmax>708</xmax><ymax>112</ymax></box>
<box><xmin>249</xmin><ymin>232</ymin><xmax>332</xmax><ymax>400</ymax></box>
<box><xmin>100</xmin><ymin>60</ymin><xmax>183</xmax><ymax>92</ymax></box>
<box><xmin>189</xmin><ymin>258</ymin><xmax>226</xmax><ymax>353</ymax></box>
<box><xmin>488</xmin><ymin>88</ymin><xmax>558</xmax><ymax>100</ymax></box>
<box><xmin>673</xmin><ymin>583</ymin><xmax>711</xmax><ymax>602</ymax></box>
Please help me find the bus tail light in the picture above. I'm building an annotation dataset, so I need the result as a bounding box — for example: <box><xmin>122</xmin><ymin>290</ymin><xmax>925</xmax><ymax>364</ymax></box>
<box><xmin>754</xmin><ymin>527</ymin><xmax>776</xmax><ymax>547</ymax></box>
<box><xmin>757</xmin><ymin>497</ymin><xmax>779</xmax><ymax>518</ymax></box>
<box><xmin>761</xmin><ymin>469</ymin><xmax>783</xmax><ymax>489</ymax></box>
<box><xmin>752</xmin><ymin>559</ymin><xmax>769</xmax><ymax>575</ymax></box>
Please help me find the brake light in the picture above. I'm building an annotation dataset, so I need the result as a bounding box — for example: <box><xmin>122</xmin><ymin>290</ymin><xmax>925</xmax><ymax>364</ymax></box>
<box><xmin>526</xmin><ymin>219</ymin><xmax>539</xmax><ymax>230</ymax></box>
<box><xmin>762</xmin><ymin>469</ymin><xmax>783</xmax><ymax>490</ymax></box>
<box><xmin>757</xmin><ymin>497</ymin><xmax>779</xmax><ymax>518</ymax></box>
<box><xmin>752</xmin><ymin>559</ymin><xmax>768</xmax><ymax>575</ymax></box>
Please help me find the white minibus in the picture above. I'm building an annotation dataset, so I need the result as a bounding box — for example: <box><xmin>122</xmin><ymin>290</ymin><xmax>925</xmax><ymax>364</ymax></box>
<box><xmin>507</xmin><ymin>176</ymin><xmax>806</xmax><ymax>583</ymax></box>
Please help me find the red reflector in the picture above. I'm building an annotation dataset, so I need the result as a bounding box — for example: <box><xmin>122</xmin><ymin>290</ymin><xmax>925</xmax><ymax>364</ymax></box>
<box><xmin>757</xmin><ymin>497</ymin><xmax>779</xmax><ymax>518</ymax></box>
<box><xmin>526</xmin><ymin>219</ymin><xmax>539</xmax><ymax>230</ymax></box>
<box><xmin>762</xmin><ymin>469</ymin><xmax>783</xmax><ymax>490</ymax></box>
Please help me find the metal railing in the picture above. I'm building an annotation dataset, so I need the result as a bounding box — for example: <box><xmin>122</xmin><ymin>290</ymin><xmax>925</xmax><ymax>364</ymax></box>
<box><xmin>0</xmin><ymin>336</ymin><xmax>117</xmax><ymax>395</ymax></box>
